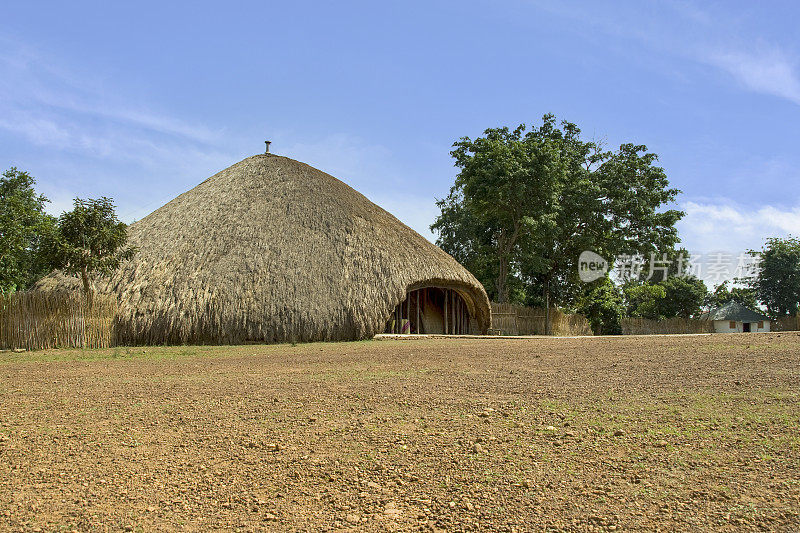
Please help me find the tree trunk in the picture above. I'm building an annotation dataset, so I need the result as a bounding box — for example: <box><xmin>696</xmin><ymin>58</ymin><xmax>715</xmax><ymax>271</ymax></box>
<box><xmin>80</xmin><ymin>269</ymin><xmax>92</xmax><ymax>294</ymax></box>
<box><xmin>496</xmin><ymin>259</ymin><xmax>509</xmax><ymax>304</ymax></box>
<box><xmin>494</xmin><ymin>224</ymin><xmax>520</xmax><ymax>305</ymax></box>
<box><xmin>545</xmin><ymin>280</ymin><xmax>551</xmax><ymax>336</ymax></box>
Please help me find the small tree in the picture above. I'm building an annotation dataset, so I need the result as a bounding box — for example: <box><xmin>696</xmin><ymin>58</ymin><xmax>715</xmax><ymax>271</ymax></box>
<box><xmin>0</xmin><ymin>168</ymin><xmax>56</xmax><ymax>293</ymax></box>
<box><xmin>47</xmin><ymin>197</ymin><xmax>135</xmax><ymax>293</ymax></box>
<box><xmin>623</xmin><ymin>282</ymin><xmax>667</xmax><ymax>320</ymax></box>
<box><xmin>578</xmin><ymin>277</ymin><xmax>624</xmax><ymax>335</ymax></box>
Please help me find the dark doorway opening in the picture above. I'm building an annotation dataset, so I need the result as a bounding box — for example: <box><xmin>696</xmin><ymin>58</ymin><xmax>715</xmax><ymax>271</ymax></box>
<box><xmin>384</xmin><ymin>287</ymin><xmax>472</xmax><ymax>335</ymax></box>
<box><xmin>743</xmin><ymin>322</ymin><xmax>751</xmax><ymax>332</ymax></box>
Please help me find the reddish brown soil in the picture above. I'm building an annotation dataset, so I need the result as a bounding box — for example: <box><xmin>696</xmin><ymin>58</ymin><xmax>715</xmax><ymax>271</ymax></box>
<box><xmin>1</xmin><ymin>333</ymin><xmax>799</xmax><ymax>532</ymax></box>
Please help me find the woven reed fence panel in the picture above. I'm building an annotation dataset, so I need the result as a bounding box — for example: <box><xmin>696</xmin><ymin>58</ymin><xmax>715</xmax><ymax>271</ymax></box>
<box><xmin>490</xmin><ymin>302</ymin><xmax>592</xmax><ymax>336</ymax></box>
<box><xmin>621</xmin><ymin>317</ymin><xmax>714</xmax><ymax>335</ymax></box>
<box><xmin>772</xmin><ymin>314</ymin><xmax>800</xmax><ymax>332</ymax></box>
<box><xmin>0</xmin><ymin>292</ymin><xmax>117</xmax><ymax>350</ymax></box>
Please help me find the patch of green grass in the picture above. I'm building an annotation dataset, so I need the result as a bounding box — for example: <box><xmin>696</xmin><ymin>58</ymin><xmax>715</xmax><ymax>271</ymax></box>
<box><xmin>0</xmin><ymin>339</ymin><xmax>379</xmax><ymax>364</ymax></box>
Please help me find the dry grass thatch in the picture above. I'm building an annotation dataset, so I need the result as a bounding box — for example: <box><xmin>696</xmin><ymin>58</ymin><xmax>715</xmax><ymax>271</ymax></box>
<box><xmin>490</xmin><ymin>302</ymin><xmax>592</xmax><ymax>336</ymax></box>
<box><xmin>0</xmin><ymin>291</ymin><xmax>117</xmax><ymax>350</ymax></box>
<box><xmin>621</xmin><ymin>317</ymin><xmax>714</xmax><ymax>335</ymax></box>
<box><xmin>36</xmin><ymin>154</ymin><xmax>490</xmax><ymax>344</ymax></box>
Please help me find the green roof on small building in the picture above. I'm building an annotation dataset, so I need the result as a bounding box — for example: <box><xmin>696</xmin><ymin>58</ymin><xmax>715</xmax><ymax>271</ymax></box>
<box><xmin>706</xmin><ymin>301</ymin><xmax>770</xmax><ymax>323</ymax></box>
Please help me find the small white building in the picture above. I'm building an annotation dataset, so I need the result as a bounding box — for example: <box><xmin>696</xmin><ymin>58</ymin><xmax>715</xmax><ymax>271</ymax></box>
<box><xmin>704</xmin><ymin>301</ymin><xmax>770</xmax><ymax>333</ymax></box>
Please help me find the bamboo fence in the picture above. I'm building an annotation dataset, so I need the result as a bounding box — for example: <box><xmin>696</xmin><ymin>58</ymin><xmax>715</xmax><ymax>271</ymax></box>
<box><xmin>772</xmin><ymin>314</ymin><xmax>800</xmax><ymax>332</ymax></box>
<box><xmin>621</xmin><ymin>317</ymin><xmax>713</xmax><ymax>335</ymax></box>
<box><xmin>490</xmin><ymin>302</ymin><xmax>592</xmax><ymax>336</ymax></box>
<box><xmin>0</xmin><ymin>291</ymin><xmax>117</xmax><ymax>350</ymax></box>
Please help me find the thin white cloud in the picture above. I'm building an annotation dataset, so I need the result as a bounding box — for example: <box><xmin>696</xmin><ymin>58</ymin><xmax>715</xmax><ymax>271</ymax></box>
<box><xmin>28</xmin><ymin>90</ymin><xmax>220</xmax><ymax>143</ymax></box>
<box><xmin>704</xmin><ymin>46</ymin><xmax>800</xmax><ymax>105</ymax></box>
<box><xmin>678</xmin><ymin>200</ymin><xmax>800</xmax><ymax>254</ymax></box>
<box><xmin>0</xmin><ymin>39</ymin><xmax>416</xmax><ymax>226</ymax></box>
<box><xmin>0</xmin><ymin>38</ymin><xmax>223</xmax><ymax>159</ymax></box>
<box><xmin>0</xmin><ymin>36</ymin><xmax>243</xmax><ymax>223</ymax></box>
<box><xmin>0</xmin><ymin>115</ymin><xmax>72</xmax><ymax>148</ymax></box>
<box><xmin>531</xmin><ymin>1</ymin><xmax>800</xmax><ymax>107</ymax></box>
<box><xmin>0</xmin><ymin>106</ymin><xmax>232</xmax><ymax>172</ymax></box>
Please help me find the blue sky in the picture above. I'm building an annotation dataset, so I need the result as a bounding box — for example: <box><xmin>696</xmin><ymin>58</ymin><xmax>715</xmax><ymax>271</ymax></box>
<box><xmin>1</xmin><ymin>0</ymin><xmax>799</xmax><ymax>285</ymax></box>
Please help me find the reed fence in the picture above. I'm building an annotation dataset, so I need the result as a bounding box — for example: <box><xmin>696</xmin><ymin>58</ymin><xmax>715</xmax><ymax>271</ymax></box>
<box><xmin>0</xmin><ymin>291</ymin><xmax>118</xmax><ymax>351</ymax></box>
<box><xmin>490</xmin><ymin>302</ymin><xmax>592</xmax><ymax>336</ymax></box>
<box><xmin>621</xmin><ymin>317</ymin><xmax>713</xmax><ymax>335</ymax></box>
<box><xmin>772</xmin><ymin>314</ymin><xmax>800</xmax><ymax>332</ymax></box>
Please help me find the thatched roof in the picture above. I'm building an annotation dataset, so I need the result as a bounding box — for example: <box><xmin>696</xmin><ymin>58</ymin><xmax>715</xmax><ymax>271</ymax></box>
<box><xmin>37</xmin><ymin>154</ymin><xmax>490</xmax><ymax>344</ymax></box>
<box><xmin>704</xmin><ymin>301</ymin><xmax>770</xmax><ymax>323</ymax></box>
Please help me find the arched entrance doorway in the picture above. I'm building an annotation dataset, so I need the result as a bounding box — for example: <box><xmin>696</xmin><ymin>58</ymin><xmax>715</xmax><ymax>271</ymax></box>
<box><xmin>384</xmin><ymin>287</ymin><xmax>473</xmax><ymax>335</ymax></box>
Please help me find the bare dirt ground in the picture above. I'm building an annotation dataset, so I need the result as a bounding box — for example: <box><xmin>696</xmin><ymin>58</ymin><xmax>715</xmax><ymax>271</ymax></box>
<box><xmin>1</xmin><ymin>333</ymin><xmax>799</xmax><ymax>532</ymax></box>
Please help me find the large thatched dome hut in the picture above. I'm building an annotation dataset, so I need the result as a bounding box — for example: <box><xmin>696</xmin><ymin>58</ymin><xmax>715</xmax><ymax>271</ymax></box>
<box><xmin>38</xmin><ymin>154</ymin><xmax>490</xmax><ymax>344</ymax></box>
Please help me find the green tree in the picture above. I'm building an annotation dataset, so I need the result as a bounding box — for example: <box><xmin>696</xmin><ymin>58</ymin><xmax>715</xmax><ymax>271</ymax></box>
<box><xmin>622</xmin><ymin>274</ymin><xmax>707</xmax><ymax>320</ymax></box>
<box><xmin>530</xmin><ymin>137</ymin><xmax>683</xmax><ymax>326</ymax></box>
<box><xmin>577</xmin><ymin>277</ymin><xmax>624</xmax><ymax>335</ymax></box>
<box><xmin>623</xmin><ymin>282</ymin><xmax>666</xmax><ymax>320</ymax></box>
<box><xmin>46</xmin><ymin>197</ymin><xmax>135</xmax><ymax>293</ymax></box>
<box><xmin>517</xmin><ymin>118</ymin><xmax>601</xmax><ymax>317</ymax></box>
<box><xmin>432</xmin><ymin>190</ymin><xmax>518</xmax><ymax>302</ymax></box>
<box><xmin>658</xmin><ymin>276</ymin><xmax>708</xmax><ymax>318</ymax></box>
<box><xmin>748</xmin><ymin>237</ymin><xmax>800</xmax><ymax>317</ymax></box>
<box><xmin>616</xmin><ymin>248</ymin><xmax>706</xmax><ymax>319</ymax></box>
<box><xmin>0</xmin><ymin>168</ymin><xmax>56</xmax><ymax>293</ymax></box>
<box><xmin>432</xmin><ymin>123</ymin><xmax>563</xmax><ymax>303</ymax></box>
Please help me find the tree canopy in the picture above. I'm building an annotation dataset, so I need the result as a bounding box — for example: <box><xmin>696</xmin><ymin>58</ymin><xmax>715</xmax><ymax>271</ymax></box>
<box><xmin>707</xmin><ymin>280</ymin><xmax>758</xmax><ymax>311</ymax></box>
<box><xmin>622</xmin><ymin>276</ymin><xmax>707</xmax><ymax>320</ymax></box>
<box><xmin>658</xmin><ymin>276</ymin><xmax>708</xmax><ymax>318</ymax></box>
<box><xmin>432</xmin><ymin>121</ymin><xmax>564</xmax><ymax>304</ymax></box>
<box><xmin>432</xmin><ymin>114</ymin><xmax>684</xmax><ymax>315</ymax></box>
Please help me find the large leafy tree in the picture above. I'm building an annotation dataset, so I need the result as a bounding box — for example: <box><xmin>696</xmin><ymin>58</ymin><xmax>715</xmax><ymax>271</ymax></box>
<box><xmin>525</xmin><ymin>138</ymin><xmax>683</xmax><ymax>313</ymax></box>
<box><xmin>0</xmin><ymin>168</ymin><xmax>56</xmax><ymax>293</ymax></box>
<box><xmin>517</xmin><ymin>119</ymin><xmax>601</xmax><ymax>313</ymax></box>
<box><xmin>432</xmin><ymin>114</ymin><xmax>683</xmax><ymax>325</ymax></box>
<box><xmin>748</xmin><ymin>237</ymin><xmax>800</xmax><ymax>317</ymax></box>
<box><xmin>46</xmin><ymin>197</ymin><xmax>135</xmax><ymax>293</ymax></box>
